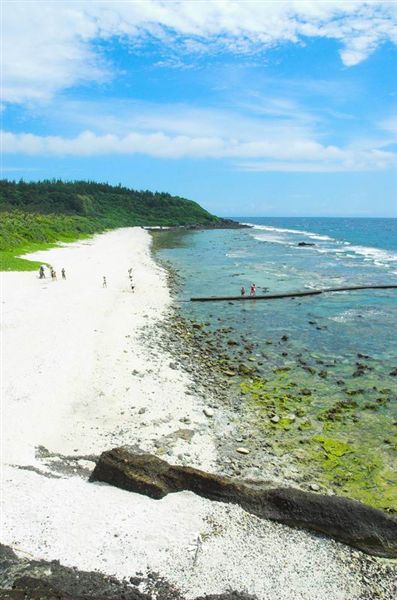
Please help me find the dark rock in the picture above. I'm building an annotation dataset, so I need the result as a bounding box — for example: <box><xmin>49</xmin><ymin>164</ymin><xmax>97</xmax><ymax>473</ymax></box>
<box><xmin>195</xmin><ymin>595</ymin><xmax>256</xmax><ymax>600</ymax></box>
<box><xmin>90</xmin><ymin>449</ymin><xmax>397</xmax><ymax>558</ymax></box>
<box><xmin>238</xmin><ymin>364</ymin><xmax>254</xmax><ymax>375</ymax></box>
<box><xmin>352</xmin><ymin>366</ymin><xmax>366</xmax><ymax>377</ymax></box>
<box><xmin>12</xmin><ymin>576</ymin><xmax>75</xmax><ymax>598</ymax></box>
<box><xmin>0</xmin><ymin>544</ymin><xmax>149</xmax><ymax>600</ymax></box>
<box><xmin>0</xmin><ymin>544</ymin><xmax>254</xmax><ymax>600</ymax></box>
<box><xmin>302</xmin><ymin>366</ymin><xmax>316</xmax><ymax>375</ymax></box>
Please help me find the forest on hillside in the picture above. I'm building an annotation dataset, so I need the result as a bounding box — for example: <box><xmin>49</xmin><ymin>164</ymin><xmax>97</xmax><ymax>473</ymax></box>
<box><xmin>0</xmin><ymin>180</ymin><xmax>220</xmax><ymax>269</ymax></box>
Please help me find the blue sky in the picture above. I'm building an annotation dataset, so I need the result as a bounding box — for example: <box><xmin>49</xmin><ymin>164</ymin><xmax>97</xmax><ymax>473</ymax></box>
<box><xmin>2</xmin><ymin>1</ymin><xmax>397</xmax><ymax>217</ymax></box>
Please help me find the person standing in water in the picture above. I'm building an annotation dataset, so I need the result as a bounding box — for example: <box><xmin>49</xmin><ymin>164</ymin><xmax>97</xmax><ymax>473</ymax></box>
<box><xmin>103</xmin><ymin>276</ymin><xmax>107</xmax><ymax>288</ymax></box>
<box><xmin>61</xmin><ymin>268</ymin><xmax>66</xmax><ymax>280</ymax></box>
<box><xmin>250</xmin><ymin>283</ymin><xmax>256</xmax><ymax>296</ymax></box>
<box><xmin>241</xmin><ymin>286</ymin><xmax>246</xmax><ymax>296</ymax></box>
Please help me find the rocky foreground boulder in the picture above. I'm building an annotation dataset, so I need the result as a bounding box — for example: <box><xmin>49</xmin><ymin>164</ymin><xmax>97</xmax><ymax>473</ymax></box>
<box><xmin>90</xmin><ymin>448</ymin><xmax>397</xmax><ymax>558</ymax></box>
<box><xmin>0</xmin><ymin>544</ymin><xmax>255</xmax><ymax>600</ymax></box>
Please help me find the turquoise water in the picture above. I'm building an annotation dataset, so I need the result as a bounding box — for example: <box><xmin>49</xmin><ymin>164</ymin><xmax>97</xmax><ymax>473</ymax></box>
<box><xmin>156</xmin><ymin>218</ymin><xmax>397</xmax><ymax>360</ymax></box>
<box><xmin>154</xmin><ymin>218</ymin><xmax>397</xmax><ymax>509</ymax></box>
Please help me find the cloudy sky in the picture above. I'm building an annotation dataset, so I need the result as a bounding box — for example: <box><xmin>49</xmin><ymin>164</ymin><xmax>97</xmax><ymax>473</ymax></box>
<box><xmin>2</xmin><ymin>0</ymin><xmax>397</xmax><ymax>216</ymax></box>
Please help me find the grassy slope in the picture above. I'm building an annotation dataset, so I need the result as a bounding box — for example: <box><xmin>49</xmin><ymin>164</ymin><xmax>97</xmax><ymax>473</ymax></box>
<box><xmin>0</xmin><ymin>180</ymin><xmax>220</xmax><ymax>270</ymax></box>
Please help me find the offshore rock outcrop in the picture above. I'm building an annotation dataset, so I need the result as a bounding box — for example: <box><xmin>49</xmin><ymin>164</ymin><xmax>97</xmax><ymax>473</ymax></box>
<box><xmin>90</xmin><ymin>448</ymin><xmax>397</xmax><ymax>558</ymax></box>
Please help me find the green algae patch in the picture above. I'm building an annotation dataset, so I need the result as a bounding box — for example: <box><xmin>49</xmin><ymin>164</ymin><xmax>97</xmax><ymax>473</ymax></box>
<box><xmin>308</xmin><ymin>434</ymin><xmax>397</xmax><ymax>512</ymax></box>
<box><xmin>239</xmin><ymin>371</ymin><xmax>397</xmax><ymax>512</ymax></box>
<box><xmin>240</xmin><ymin>375</ymin><xmax>316</xmax><ymax>427</ymax></box>
<box><xmin>277</xmin><ymin>417</ymin><xmax>294</xmax><ymax>430</ymax></box>
<box><xmin>313</xmin><ymin>435</ymin><xmax>351</xmax><ymax>457</ymax></box>
<box><xmin>169</xmin><ymin>314</ymin><xmax>397</xmax><ymax>512</ymax></box>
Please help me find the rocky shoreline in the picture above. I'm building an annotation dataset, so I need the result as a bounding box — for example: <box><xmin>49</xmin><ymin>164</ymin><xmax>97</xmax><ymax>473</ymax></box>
<box><xmin>3</xmin><ymin>296</ymin><xmax>395</xmax><ymax>599</ymax></box>
<box><xmin>144</xmin><ymin>218</ymin><xmax>248</xmax><ymax>232</ymax></box>
<box><xmin>2</xmin><ymin>228</ymin><xmax>396</xmax><ymax>600</ymax></box>
<box><xmin>151</xmin><ymin>251</ymin><xmax>397</xmax><ymax>512</ymax></box>
<box><xmin>141</xmin><ymin>250</ymin><xmax>397</xmax><ymax>595</ymax></box>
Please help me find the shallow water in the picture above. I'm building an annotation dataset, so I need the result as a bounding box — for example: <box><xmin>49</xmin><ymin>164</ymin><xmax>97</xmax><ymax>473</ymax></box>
<box><xmin>154</xmin><ymin>218</ymin><xmax>397</xmax><ymax>509</ymax></box>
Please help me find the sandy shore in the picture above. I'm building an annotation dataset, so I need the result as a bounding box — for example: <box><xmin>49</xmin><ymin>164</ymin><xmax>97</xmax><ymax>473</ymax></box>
<box><xmin>1</xmin><ymin>228</ymin><xmax>395</xmax><ymax>599</ymax></box>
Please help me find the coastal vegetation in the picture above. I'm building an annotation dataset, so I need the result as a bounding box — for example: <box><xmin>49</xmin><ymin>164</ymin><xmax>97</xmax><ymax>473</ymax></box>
<box><xmin>0</xmin><ymin>179</ymin><xmax>220</xmax><ymax>270</ymax></box>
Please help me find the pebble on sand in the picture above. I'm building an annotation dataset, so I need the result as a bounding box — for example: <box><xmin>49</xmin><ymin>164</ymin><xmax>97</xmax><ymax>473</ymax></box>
<box><xmin>236</xmin><ymin>447</ymin><xmax>250</xmax><ymax>454</ymax></box>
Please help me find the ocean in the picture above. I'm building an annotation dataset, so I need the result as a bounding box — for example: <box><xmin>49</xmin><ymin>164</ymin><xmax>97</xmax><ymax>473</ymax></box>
<box><xmin>154</xmin><ymin>218</ymin><xmax>397</xmax><ymax>510</ymax></box>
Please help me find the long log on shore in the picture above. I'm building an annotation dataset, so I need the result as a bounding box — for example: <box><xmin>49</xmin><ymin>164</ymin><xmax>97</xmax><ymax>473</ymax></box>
<box><xmin>190</xmin><ymin>284</ymin><xmax>397</xmax><ymax>302</ymax></box>
<box><xmin>91</xmin><ymin>449</ymin><xmax>397</xmax><ymax>558</ymax></box>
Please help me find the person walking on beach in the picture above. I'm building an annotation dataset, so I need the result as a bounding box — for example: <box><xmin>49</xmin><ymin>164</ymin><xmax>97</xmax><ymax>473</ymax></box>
<box><xmin>61</xmin><ymin>268</ymin><xmax>66</xmax><ymax>280</ymax></box>
<box><xmin>241</xmin><ymin>286</ymin><xmax>246</xmax><ymax>296</ymax></box>
<box><xmin>250</xmin><ymin>283</ymin><xmax>256</xmax><ymax>297</ymax></box>
<box><xmin>39</xmin><ymin>266</ymin><xmax>45</xmax><ymax>279</ymax></box>
<box><xmin>103</xmin><ymin>276</ymin><xmax>107</xmax><ymax>288</ymax></box>
<box><xmin>51</xmin><ymin>269</ymin><xmax>57</xmax><ymax>280</ymax></box>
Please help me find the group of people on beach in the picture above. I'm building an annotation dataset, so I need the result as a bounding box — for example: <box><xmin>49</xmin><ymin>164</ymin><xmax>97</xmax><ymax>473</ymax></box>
<box><xmin>39</xmin><ymin>265</ymin><xmax>66</xmax><ymax>280</ymax></box>
<box><xmin>39</xmin><ymin>264</ymin><xmax>135</xmax><ymax>292</ymax></box>
<box><xmin>102</xmin><ymin>268</ymin><xmax>135</xmax><ymax>292</ymax></box>
<box><xmin>241</xmin><ymin>283</ymin><xmax>256</xmax><ymax>297</ymax></box>
<box><xmin>128</xmin><ymin>268</ymin><xmax>135</xmax><ymax>292</ymax></box>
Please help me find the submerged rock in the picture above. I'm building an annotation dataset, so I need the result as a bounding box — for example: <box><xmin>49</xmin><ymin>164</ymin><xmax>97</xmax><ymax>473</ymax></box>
<box><xmin>90</xmin><ymin>448</ymin><xmax>397</xmax><ymax>558</ymax></box>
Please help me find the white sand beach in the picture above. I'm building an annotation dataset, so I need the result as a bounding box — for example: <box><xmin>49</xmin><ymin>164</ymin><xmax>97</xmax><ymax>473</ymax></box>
<box><xmin>0</xmin><ymin>228</ymin><xmax>392</xmax><ymax>599</ymax></box>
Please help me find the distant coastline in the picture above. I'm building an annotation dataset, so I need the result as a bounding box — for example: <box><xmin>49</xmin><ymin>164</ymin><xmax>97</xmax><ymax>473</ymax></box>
<box><xmin>0</xmin><ymin>179</ymin><xmax>230</xmax><ymax>271</ymax></box>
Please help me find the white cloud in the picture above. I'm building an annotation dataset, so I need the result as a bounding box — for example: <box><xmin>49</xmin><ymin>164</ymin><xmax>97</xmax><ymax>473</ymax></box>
<box><xmin>379</xmin><ymin>115</ymin><xmax>397</xmax><ymax>137</ymax></box>
<box><xmin>3</xmin><ymin>128</ymin><xmax>396</xmax><ymax>172</ymax></box>
<box><xmin>2</xmin><ymin>1</ymin><xmax>397</xmax><ymax>104</ymax></box>
<box><xmin>2</xmin><ymin>2</ymin><xmax>106</xmax><ymax>103</ymax></box>
<box><xmin>40</xmin><ymin>96</ymin><xmax>316</xmax><ymax>142</ymax></box>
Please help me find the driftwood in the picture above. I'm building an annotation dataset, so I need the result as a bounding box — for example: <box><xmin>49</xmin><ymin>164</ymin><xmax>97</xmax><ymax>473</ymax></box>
<box><xmin>90</xmin><ymin>449</ymin><xmax>397</xmax><ymax>558</ymax></box>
